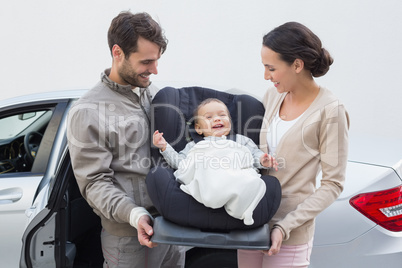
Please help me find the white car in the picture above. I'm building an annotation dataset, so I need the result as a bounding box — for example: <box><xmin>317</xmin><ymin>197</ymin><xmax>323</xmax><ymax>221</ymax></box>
<box><xmin>0</xmin><ymin>89</ymin><xmax>401</xmax><ymax>267</ymax></box>
<box><xmin>311</xmin><ymin>138</ymin><xmax>402</xmax><ymax>267</ymax></box>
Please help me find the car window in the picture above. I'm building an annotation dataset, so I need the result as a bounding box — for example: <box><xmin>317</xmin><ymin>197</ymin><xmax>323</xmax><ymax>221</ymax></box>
<box><xmin>0</xmin><ymin>111</ymin><xmax>47</xmax><ymax>139</ymax></box>
<box><xmin>0</xmin><ymin>110</ymin><xmax>53</xmax><ymax>174</ymax></box>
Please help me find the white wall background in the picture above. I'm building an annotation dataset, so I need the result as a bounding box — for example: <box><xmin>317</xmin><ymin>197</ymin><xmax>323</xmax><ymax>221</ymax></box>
<box><xmin>1</xmin><ymin>0</ymin><xmax>401</xmax><ymax>153</ymax></box>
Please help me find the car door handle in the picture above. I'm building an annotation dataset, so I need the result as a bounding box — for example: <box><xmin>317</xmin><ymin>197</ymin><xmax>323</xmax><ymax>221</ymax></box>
<box><xmin>0</xmin><ymin>187</ymin><xmax>23</xmax><ymax>204</ymax></box>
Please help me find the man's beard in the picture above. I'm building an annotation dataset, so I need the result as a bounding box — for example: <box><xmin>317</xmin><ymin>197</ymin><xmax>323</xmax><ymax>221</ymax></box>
<box><xmin>119</xmin><ymin>60</ymin><xmax>151</xmax><ymax>88</ymax></box>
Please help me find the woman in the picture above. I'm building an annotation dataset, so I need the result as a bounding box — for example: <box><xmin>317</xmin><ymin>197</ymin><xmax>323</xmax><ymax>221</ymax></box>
<box><xmin>238</xmin><ymin>22</ymin><xmax>349</xmax><ymax>267</ymax></box>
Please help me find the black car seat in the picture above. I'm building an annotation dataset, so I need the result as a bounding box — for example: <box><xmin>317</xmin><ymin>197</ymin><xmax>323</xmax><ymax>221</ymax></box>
<box><xmin>146</xmin><ymin>86</ymin><xmax>281</xmax><ymax>248</ymax></box>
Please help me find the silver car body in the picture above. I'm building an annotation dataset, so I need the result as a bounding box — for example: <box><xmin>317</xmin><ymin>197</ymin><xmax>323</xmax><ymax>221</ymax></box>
<box><xmin>0</xmin><ymin>90</ymin><xmax>85</xmax><ymax>267</ymax></box>
<box><xmin>312</xmin><ymin>159</ymin><xmax>402</xmax><ymax>266</ymax></box>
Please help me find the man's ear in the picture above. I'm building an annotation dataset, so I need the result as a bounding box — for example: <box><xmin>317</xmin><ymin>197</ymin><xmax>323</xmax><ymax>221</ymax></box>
<box><xmin>293</xmin><ymin>59</ymin><xmax>304</xmax><ymax>73</ymax></box>
<box><xmin>112</xmin><ymin>44</ymin><xmax>124</xmax><ymax>61</ymax></box>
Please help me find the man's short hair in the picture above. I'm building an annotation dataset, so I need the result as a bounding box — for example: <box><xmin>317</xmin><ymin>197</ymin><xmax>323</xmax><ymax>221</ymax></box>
<box><xmin>108</xmin><ymin>11</ymin><xmax>168</xmax><ymax>58</ymax></box>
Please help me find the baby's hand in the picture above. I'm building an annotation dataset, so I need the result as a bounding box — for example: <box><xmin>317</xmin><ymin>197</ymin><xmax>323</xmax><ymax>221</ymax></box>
<box><xmin>153</xmin><ymin>130</ymin><xmax>167</xmax><ymax>152</ymax></box>
<box><xmin>260</xmin><ymin>153</ymin><xmax>278</xmax><ymax>171</ymax></box>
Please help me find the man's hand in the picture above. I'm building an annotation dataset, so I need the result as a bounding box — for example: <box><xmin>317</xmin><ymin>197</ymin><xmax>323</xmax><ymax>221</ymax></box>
<box><xmin>153</xmin><ymin>130</ymin><xmax>167</xmax><ymax>152</ymax></box>
<box><xmin>137</xmin><ymin>215</ymin><xmax>158</xmax><ymax>248</ymax></box>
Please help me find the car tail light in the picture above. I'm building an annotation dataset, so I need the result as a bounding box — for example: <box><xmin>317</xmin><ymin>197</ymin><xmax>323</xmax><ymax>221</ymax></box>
<box><xmin>350</xmin><ymin>185</ymin><xmax>402</xmax><ymax>232</ymax></box>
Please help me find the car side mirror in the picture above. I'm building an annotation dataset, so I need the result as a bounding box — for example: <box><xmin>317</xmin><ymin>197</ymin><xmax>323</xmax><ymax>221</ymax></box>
<box><xmin>18</xmin><ymin>112</ymin><xmax>36</xmax><ymax>121</ymax></box>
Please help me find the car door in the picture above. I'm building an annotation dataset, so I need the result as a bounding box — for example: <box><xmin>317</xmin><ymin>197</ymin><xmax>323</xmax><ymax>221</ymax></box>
<box><xmin>0</xmin><ymin>99</ymin><xmax>70</xmax><ymax>268</ymax></box>
<box><xmin>20</xmin><ymin>147</ymin><xmax>75</xmax><ymax>268</ymax></box>
<box><xmin>19</xmin><ymin>97</ymin><xmax>103</xmax><ymax>268</ymax></box>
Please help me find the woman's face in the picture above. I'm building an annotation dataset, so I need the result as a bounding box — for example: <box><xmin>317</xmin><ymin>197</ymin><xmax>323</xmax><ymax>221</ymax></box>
<box><xmin>261</xmin><ymin>46</ymin><xmax>297</xmax><ymax>93</ymax></box>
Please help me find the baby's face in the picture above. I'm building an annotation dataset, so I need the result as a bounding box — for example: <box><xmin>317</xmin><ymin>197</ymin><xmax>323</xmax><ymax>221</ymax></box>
<box><xmin>195</xmin><ymin>101</ymin><xmax>231</xmax><ymax>137</ymax></box>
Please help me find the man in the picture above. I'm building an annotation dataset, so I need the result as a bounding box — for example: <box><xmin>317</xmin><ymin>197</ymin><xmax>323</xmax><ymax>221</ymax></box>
<box><xmin>67</xmin><ymin>11</ymin><xmax>185</xmax><ymax>267</ymax></box>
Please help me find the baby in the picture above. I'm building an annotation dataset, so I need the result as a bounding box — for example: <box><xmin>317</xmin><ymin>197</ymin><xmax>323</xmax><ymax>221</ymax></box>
<box><xmin>153</xmin><ymin>98</ymin><xmax>277</xmax><ymax>225</ymax></box>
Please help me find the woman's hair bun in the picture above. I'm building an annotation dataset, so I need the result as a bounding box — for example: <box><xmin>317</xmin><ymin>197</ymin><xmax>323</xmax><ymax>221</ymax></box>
<box><xmin>311</xmin><ymin>48</ymin><xmax>333</xmax><ymax>77</ymax></box>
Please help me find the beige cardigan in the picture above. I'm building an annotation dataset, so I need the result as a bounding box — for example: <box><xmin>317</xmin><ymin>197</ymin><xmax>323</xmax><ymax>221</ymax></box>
<box><xmin>259</xmin><ymin>87</ymin><xmax>349</xmax><ymax>245</ymax></box>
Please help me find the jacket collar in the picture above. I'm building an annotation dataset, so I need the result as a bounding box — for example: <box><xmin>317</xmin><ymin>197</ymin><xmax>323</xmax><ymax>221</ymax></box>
<box><xmin>101</xmin><ymin>68</ymin><xmax>135</xmax><ymax>94</ymax></box>
<box><xmin>101</xmin><ymin>68</ymin><xmax>151</xmax><ymax>97</ymax></box>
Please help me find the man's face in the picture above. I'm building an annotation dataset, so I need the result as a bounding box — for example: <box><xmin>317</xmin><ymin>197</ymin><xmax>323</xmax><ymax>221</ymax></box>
<box><xmin>118</xmin><ymin>36</ymin><xmax>161</xmax><ymax>88</ymax></box>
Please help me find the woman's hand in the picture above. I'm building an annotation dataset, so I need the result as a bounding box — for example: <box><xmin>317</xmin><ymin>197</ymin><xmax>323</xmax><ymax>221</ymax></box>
<box><xmin>153</xmin><ymin>130</ymin><xmax>167</xmax><ymax>151</ymax></box>
<box><xmin>263</xmin><ymin>227</ymin><xmax>283</xmax><ymax>256</ymax></box>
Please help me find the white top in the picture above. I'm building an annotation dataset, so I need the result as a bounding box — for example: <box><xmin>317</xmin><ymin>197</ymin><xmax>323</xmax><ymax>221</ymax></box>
<box><xmin>161</xmin><ymin>134</ymin><xmax>266</xmax><ymax>170</ymax></box>
<box><xmin>132</xmin><ymin>87</ymin><xmax>140</xmax><ymax>96</ymax></box>
<box><xmin>173</xmin><ymin>137</ymin><xmax>266</xmax><ymax>225</ymax></box>
<box><xmin>266</xmin><ymin>110</ymin><xmax>303</xmax><ymax>154</ymax></box>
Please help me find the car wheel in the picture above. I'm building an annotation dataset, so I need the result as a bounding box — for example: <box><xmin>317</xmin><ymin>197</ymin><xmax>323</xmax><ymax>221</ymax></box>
<box><xmin>185</xmin><ymin>248</ymin><xmax>237</xmax><ymax>268</ymax></box>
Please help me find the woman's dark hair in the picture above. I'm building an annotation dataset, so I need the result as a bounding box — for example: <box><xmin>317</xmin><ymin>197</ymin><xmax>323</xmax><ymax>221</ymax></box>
<box><xmin>108</xmin><ymin>11</ymin><xmax>168</xmax><ymax>58</ymax></box>
<box><xmin>262</xmin><ymin>22</ymin><xmax>333</xmax><ymax>77</ymax></box>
